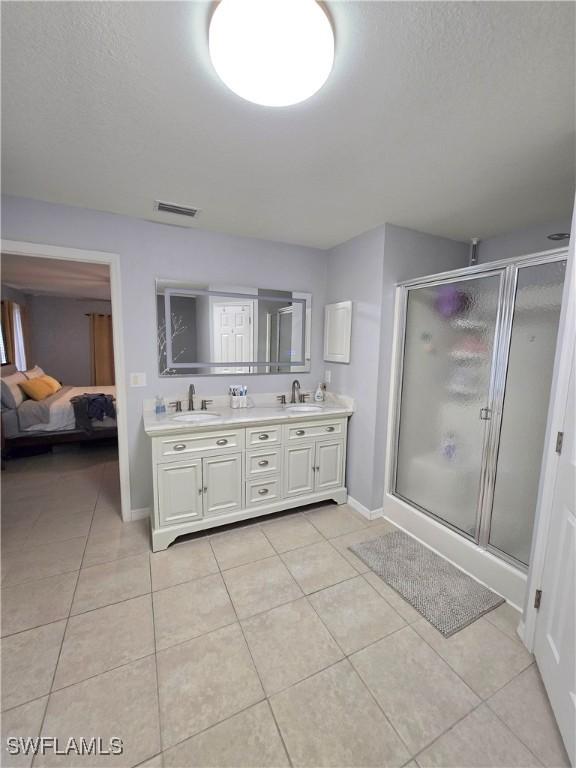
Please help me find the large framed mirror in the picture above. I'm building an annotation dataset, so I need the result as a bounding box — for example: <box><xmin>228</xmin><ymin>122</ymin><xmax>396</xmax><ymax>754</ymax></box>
<box><xmin>156</xmin><ymin>280</ymin><xmax>312</xmax><ymax>376</ymax></box>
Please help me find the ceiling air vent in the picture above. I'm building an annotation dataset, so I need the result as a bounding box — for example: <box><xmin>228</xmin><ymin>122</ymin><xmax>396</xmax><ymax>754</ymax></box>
<box><xmin>154</xmin><ymin>200</ymin><xmax>200</xmax><ymax>218</ymax></box>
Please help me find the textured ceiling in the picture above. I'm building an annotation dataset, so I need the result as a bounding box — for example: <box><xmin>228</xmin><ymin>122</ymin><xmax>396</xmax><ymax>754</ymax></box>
<box><xmin>1</xmin><ymin>254</ymin><xmax>111</xmax><ymax>300</ymax></box>
<box><xmin>1</xmin><ymin>1</ymin><xmax>574</xmax><ymax>249</ymax></box>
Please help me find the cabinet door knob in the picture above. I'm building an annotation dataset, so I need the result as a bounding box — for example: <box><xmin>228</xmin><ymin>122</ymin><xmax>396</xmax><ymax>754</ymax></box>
<box><xmin>258</xmin><ymin>488</ymin><xmax>269</xmax><ymax>495</ymax></box>
<box><xmin>258</xmin><ymin>460</ymin><xmax>269</xmax><ymax>466</ymax></box>
<box><xmin>326</xmin><ymin>426</ymin><xmax>335</xmax><ymax>432</ymax></box>
<box><xmin>258</xmin><ymin>433</ymin><xmax>269</xmax><ymax>440</ymax></box>
<box><xmin>203</xmin><ymin>486</ymin><xmax>208</xmax><ymax>493</ymax></box>
<box><xmin>173</xmin><ymin>443</ymin><xmax>186</xmax><ymax>451</ymax></box>
<box><xmin>216</xmin><ymin>438</ymin><xmax>228</xmax><ymax>446</ymax></box>
<box><xmin>296</xmin><ymin>430</ymin><xmax>305</xmax><ymax>436</ymax></box>
<box><xmin>198</xmin><ymin>487</ymin><xmax>203</xmax><ymax>495</ymax></box>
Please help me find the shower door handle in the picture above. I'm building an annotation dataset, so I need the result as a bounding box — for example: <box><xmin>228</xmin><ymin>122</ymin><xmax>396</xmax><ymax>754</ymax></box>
<box><xmin>479</xmin><ymin>407</ymin><xmax>491</xmax><ymax>421</ymax></box>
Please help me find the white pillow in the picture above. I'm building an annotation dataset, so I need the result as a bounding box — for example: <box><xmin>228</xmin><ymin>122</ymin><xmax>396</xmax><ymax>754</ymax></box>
<box><xmin>25</xmin><ymin>365</ymin><xmax>45</xmax><ymax>380</ymax></box>
<box><xmin>0</xmin><ymin>372</ymin><xmax>27</xmax><ymax>409</ymax></box>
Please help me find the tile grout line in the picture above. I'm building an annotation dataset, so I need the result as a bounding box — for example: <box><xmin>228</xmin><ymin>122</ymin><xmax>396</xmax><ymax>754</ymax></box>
<box><xmin>211</xmin><ymin>522</ymin><xmax>419</xmax><ymax>760</ymax></box>
<box><xmin>1</xmin><ymin>600</ymin><xmax>416</xmax><ymax>718</ymax></box>
<box><xmin>207</xmin><ymin>536</ymin><xmax>294</xmax><ymax>768</ymax></box>
<box><xmin>409</xmin><ymin>659</ymin><xmax>541</xmax><ymax>765</ymax></box>
<box><xmin>3</xmin><ymin>521</ymin><xmax>530</xmax><ymax>717</ymax></box>
<box><xmin>1</xmin><ymin>588</ymin><xmax>539</xmax><ymax>747</ymax></box>
<box><xmin>30</xmin><ymin>466</ymin><xmax>102</xmax><ymax>768</ymax></box>
<box><xmin>4</xmin><ymin>478</ymin><xmax>549</xmax><ymax>766</ymax></box>
<box><xmin>148</xmin><ymin>550</ymin><xmax>165</xmax><ymax>761</ymax></box>
<box><xmin>484</xmin><ymin>689</ymin><xmax>546</xmax><ymax>767</ymax></box>
<box><xmin>410</xmin><ymin>617</ymin><xmax>534</xmax><ymax>702</ymax></box>
<box><xmin>297</xmin><ymin>577</ymin><xmax>415</xmax><ymax>759</ymax></box>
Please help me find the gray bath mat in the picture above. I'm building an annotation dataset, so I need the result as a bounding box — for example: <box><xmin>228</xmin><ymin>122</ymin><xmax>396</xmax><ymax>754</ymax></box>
<box><xmin>350</xmin><ymin>530</ymin><xmax>504</xmax><ymax>637</ymax></box>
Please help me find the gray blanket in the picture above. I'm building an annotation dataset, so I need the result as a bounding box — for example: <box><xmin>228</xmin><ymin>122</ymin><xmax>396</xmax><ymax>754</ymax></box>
<box><xmin>17</xmin><ymin>386</ymin><xmax>72</xmax><ymax>431</ymax></box>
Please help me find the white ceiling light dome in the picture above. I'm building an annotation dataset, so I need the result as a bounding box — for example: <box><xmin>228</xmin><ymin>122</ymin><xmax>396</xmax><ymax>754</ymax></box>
<box><xmin>208</xmin><ymin>0</ymin><xmax>335</xmax><ymax>107</ymax></box>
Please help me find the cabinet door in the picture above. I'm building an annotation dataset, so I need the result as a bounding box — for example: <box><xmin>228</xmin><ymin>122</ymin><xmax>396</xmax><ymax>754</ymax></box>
<box><xmin>283</xmin><ymin>443</ymin><xmax>315</xmax><ymax>498</ymax></box>
<box><xmin>315</xmin><ymin>440</ymin><xmax>344</xmax><ymax>492</ymax></box>
<box><xmin>157</xmin><ymin>460</ymin><xmax>203</xmax><ymax>527</ymax></box>
<box><xmin>323</xmin><ymin>300</ymin><xmax>352</xmax><ymax>363</ymax></box>
<box><xmin>203</xmin><ymin>453</ymin><xmax>242</xmax><ymax>516</ymax></box>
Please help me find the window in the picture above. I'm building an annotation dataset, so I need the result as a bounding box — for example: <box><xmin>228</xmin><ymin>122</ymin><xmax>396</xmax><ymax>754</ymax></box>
<box><xmin>12</xmin><ymin>303</ymin><xmax>27</xmax><ymax>370</ymax></box>
<box><xmin>0</xmin><ymin>323</ymin><xmax>7</xmax><ymax>365</ymax></box>
<box><xmin>0</xmin><ymin>300</ymin><xmax>27</xmax><ymax>369</ymax></box>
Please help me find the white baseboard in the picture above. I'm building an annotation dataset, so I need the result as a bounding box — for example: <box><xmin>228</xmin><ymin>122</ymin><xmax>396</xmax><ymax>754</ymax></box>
<box><xmin>347</xmin><ymin>495</ymin><xmax>384</xmax><ymax>522</ymax></box>
<box><xmin>130</xmin><ymin>507</ymin><xmax>151</xmax><ymax>521</ymax></box>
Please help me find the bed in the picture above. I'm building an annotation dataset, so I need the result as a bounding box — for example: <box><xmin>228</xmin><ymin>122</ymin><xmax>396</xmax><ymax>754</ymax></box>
<box><xmin>1</xmin><ymin>365</ymin><xmax>117</xmax><ymax>457</ymax></box>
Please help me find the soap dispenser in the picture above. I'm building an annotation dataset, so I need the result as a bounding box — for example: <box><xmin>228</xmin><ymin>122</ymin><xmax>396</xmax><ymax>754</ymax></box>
<box><xmin>314</xmin><ymin>383</ymin><xmax>324</xmax><ymax>403</ymax></box>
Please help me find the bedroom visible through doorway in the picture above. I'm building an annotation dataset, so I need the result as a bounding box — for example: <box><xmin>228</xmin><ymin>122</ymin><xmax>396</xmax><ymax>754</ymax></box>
<box><xmin>1</xmin><ymin>252</ymin><xmax>124</xmax><ymax>551</ymax></box>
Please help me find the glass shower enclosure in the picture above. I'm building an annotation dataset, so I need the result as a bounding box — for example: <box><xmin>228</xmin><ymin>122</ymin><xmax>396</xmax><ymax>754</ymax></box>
<box><xmin>391</xmin><ymin>250</ymin><xmax>566</xmax><ymax>570</ymax></box>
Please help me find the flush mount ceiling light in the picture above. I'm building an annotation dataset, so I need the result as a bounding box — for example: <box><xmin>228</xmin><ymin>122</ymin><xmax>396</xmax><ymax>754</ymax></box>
<box><xmin>208</xmin><ymin>0</ymin><xmax>334</xmax><ymax>107</ymax></box>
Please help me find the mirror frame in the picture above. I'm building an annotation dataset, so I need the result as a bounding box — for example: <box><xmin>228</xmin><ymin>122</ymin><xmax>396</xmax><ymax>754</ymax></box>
<box><xmin>156</xmin><ymin>280</ymin><xmax>312</xmax><ymax>376</ymax></box>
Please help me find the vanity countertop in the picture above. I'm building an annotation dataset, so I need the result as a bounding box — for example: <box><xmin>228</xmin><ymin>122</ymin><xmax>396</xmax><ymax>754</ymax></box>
<box><xmin>143</xmin><ymin>398</ymin><xmax>353</xmax><ymax>436</ymax></box>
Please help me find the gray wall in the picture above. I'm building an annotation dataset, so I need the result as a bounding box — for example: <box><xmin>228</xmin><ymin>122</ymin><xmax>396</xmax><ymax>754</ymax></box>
<box><xmin>2</xmin><ymin>195</ymin><xmax>328</xmax><ymax>511</ymax></box>
<box><xmin>325</xmin><ymin>224</ymin><xmax>469</xmax><ymax>510</ymax></box>
<box><xmin>1</xmin><ymin>285</ymin><xmax>28</xmax><ymax>305</ymax></box>
<box><xmin>27</xmin><ymin>295</ymin><xmax>112</xmax><ymax>384</ymax></box>
<box><xmin>324</xmin><ymin>226</ymin><xmax>387</xmax><ymax>510</ymax></box>
<box><xmin>478</xmin><ymin>219</ymin><xmax>572</xmax><ymax>263</ymax></box>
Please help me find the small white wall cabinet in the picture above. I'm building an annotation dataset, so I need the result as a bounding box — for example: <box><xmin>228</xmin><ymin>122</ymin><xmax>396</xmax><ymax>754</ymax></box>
<box><xmin>150</xmin><ymin>416</ymin><xmax>349</xmax><ymax>550</ymax></box>
<box><xmin>324</xmin><ymin>300</ymin><xmax>352</xmax><ymax>363</ymax></box>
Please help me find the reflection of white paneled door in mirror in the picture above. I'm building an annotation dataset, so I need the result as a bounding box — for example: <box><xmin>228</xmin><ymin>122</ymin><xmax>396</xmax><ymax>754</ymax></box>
<box><xmin>324</xmin><ymin>300</ymin><xmax>352</xmax><ymax>363</ymax></box>
<box><xmin>212</xmin><ymin>301</ymin><xmax>254</xmax><ymax>372</ymax></box>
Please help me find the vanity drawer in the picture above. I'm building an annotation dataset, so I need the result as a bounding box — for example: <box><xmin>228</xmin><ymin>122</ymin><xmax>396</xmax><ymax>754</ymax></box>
<box><xmin>284</xmin><ymin>419</ymin><xmax>346</xmax><ymax>442</ymax></box>
<box><xmin>156</xmin><ymin>429</ymin><xmax>244</xmax><ymax>462</ymax></box>
<box><xmin>245</xmin><ymin>476</ymin><xmax>281</xmax><ymax>506</ymax></box>
<box><xmin>246</xmin><ymin>425</ymin><xmax>281</xmax><ymax>447</ymax></box>
<box><xmin>246</xmin><ymin>448</ymin><xmax>282</xmax><ymax>477</ymax></box>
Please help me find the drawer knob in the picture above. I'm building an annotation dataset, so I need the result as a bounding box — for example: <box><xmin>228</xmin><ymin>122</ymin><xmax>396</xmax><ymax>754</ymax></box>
<box><xmin>258</xmin><ymin>433</ymin><xmax>269</xmax><ymax>440</ymax></box>
<box><xmin>326</xmin><ymin>426</ymin><xmax>335</xmax><ymax>432</ymax></box>
<box><xmin>258</xmin><ymin>488</ymin><xmax>269</xmax><ymax>495</ymax></box>
<box><xmin>258</xmin><ymin>460</ymin><xmax>269</xmax><ymax>467</ymax></box>
<box><xmin>173</xmin><ymin>443</ymin><xmax>186</xmax><ymax>451</ymax></box>
<box><xmin>296</xmin><ymin>429</ymin><xmax>305</xmax><ymax>436</ymax></box>
<box><xmin>216</xmin><ymin>439</ymin><xmax>228</xmax><ymax>446</ymax></box>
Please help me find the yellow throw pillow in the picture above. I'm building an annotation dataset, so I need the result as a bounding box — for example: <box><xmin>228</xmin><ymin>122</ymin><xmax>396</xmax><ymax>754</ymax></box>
<box><xmin>41</xmin><ymin>375</ymin><xmax>62</xmax><ymax>394</ymax></box>
<box><xmin>18</xmin><ymin>377</ymin><xmax>54</xmax><ymax>401</ymax></box>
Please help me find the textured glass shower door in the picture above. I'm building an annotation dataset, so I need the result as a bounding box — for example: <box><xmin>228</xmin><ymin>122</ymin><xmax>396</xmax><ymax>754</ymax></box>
<box><xmin>487</xmin><ymin>260</ymin><xmax>566</xmax><ymax>565</ymax></box>
<box><xmin>394</xmin><ymin>273</ymin><xmax>502</xmax><ymax>538</ymax></box>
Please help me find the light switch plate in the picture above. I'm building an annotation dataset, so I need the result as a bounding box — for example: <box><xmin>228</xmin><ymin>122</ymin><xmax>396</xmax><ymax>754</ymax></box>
<box><xmin>324</xmin><ymin>369</ymin><xmax>332</xmax><ymax>384</ymax></box>
<box><xmin>130</xmin><ymin>372</ymin><xmax>147</xmax><ymax>387</ymax></box>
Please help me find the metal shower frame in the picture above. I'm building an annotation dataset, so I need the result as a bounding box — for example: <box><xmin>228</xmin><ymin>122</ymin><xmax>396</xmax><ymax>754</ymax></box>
<box><xmin>388</xmin><ymin>247</ymin><xmax>568</xmax><ymax>572</ymax></box>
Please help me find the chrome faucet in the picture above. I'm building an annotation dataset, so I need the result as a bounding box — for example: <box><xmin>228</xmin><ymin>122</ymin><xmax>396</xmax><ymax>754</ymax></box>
<box><xmin>290</xmin><ymin>379</ymin><xmax>301</xmax><ymax>404</ymax></box>
<box><xmin>188</xmin><ymin>384</ymin><xmax>196</xmax><ymax>411</ymax></box>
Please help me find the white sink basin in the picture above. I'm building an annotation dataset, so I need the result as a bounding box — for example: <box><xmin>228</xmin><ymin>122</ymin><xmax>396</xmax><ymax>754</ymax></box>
<box><xmin>284</xmin><ymin>404</ymin><xmax>324</xmax><ymax>413</ymax></box>
<box><xmin>172</xmin><ymin>412</ymin><xmax>220</xmax><ymax>422</ymax></box>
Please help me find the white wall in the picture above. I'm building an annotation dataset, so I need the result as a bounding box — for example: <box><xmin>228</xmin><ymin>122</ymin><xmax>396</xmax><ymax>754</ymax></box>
<box><xmin>478</xmin><ymin>218</ymin><xmax>571</xmax><ymax>263</ymax></box>
<box><xmin>325</xmin><ymin>223</ymin><xmax>469</xmax><ymax>511</ymax></box>
<box><xmin>1</xmin><ymin>195</ymin><xmax>328</xmax><ymax>512</ymax></box>
<box><xmin>27</xmin><ymin>295</ymin><xmax>112</xmax><ymax>384</ymax></box>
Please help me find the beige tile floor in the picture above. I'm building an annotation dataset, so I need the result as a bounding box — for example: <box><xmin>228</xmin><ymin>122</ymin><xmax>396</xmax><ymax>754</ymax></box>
<box><xmin>1</xmin><ymin>447</ymin><xmax>570</xmax><ymax>768</ymax></box>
